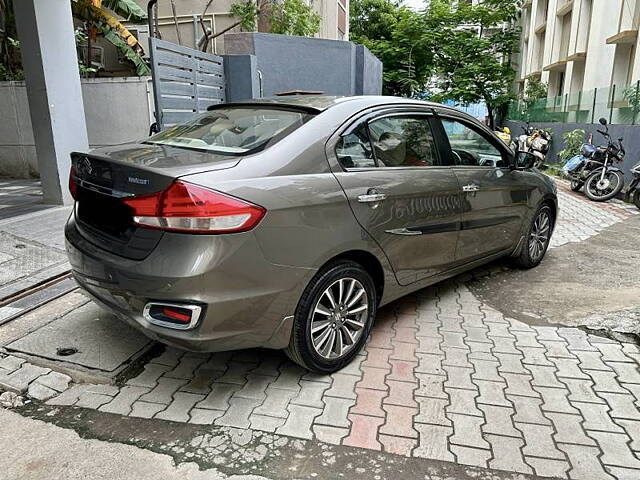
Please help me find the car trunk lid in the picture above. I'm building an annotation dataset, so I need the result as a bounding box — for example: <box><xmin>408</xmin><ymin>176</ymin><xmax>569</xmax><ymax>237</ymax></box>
<box><xmin>70</xmin><ymin>144</ymin><xmax>240</xmax><ymax>260</ymax></box>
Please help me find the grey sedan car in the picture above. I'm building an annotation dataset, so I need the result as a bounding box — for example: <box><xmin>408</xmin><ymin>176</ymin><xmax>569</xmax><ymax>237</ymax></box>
<box><xmin>66</xmin><ymin>96</ymin><xmax>557</xmax><ymax>373</ymax></box>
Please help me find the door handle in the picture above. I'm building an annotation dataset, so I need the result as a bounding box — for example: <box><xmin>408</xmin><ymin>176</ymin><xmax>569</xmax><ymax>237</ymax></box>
<box><xmin>357</xmin><ymin>193</ymin><xmax>387</xmax><ymax>203</ymax></box>
<box><xmin>462</xmin><ymin>184</ymin><xmax>480</xmax><ymax>192</ymax></box>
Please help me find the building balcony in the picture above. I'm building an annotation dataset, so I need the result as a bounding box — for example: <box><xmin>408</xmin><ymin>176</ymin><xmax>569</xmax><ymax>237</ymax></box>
<box><xmin>606</xmin><ymin>30</ymin><xmax>638</xmax><ymax>45</ymax></box>
<box><xmin>543</xmin><ymin>59</ymin><xmax>568</xmax><ymax>72</ymax></box>
<box><xmin>535</xmin><ymin>22</ymin><xmax>547</xmax><ymax>34</ymax></box>
<box><xmin>567</xmin><ymin>52</ymin><xmax>586</xmax><ymax>62</ymax></box>
<box><xmin>556</xmin><ymin>0</ymin><xmax>573</xmax><ymax>17</ymax></box>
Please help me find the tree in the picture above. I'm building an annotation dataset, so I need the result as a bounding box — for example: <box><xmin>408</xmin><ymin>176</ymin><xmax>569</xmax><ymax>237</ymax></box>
<box><xmin>0</xmin><ymin>0</ymin><xmax>150</xmax><ymax>77</ymax></box>
<box><xmin>426</xmin><ymin>0</ymin><xmax>520</xmax><ymax>128</ymax></box>
<box><xmin>199</xmin><ymin>0</ymin><xmax>320</xmax><ymax>52</ymax></box>
<box><xmin>71</xmin><ymin>0</ymin><xmax>150</xmax><ymax>76</ymax></box>
<box><xmin>349</xmin><ymin>0</ymin><xmax>436</xmax><ymax>96</ymax></box>
<box><xmin>349</xmin><ymin>0</ymin><xmax>521</xmax><ymax>126</ymax></box>
<box><xmin>0</xmin><ymin>0</ymin><xmax>23</xmax><ymax>81</ymax></box>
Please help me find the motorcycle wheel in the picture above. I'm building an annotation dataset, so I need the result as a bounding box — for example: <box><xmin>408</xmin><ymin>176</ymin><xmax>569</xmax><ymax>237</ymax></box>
<box><xmin>570</xmin><ymin>180</ymin><xmax>583</xmax><ymax>192</ymax></box>
<box><xmin>584</xmin><ymin>170</ymin><xmax>625</xmax><ymax>202</ymax></box>
<box><xmin>633</xmin><ymin>190</ymin><xmax>640</xmax><ymax>210</ymax></box>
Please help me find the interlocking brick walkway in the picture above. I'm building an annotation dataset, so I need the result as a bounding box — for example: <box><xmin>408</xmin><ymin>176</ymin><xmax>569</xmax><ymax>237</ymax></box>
<box><xmin>552</xmin><ymin>180</ymin><xmax>638</xmax><ymax>248</ymax></box>
<box><xmin>2</xmin><ymin>179</ymin><xmax>639</xmax><ymax>479</ymax></box>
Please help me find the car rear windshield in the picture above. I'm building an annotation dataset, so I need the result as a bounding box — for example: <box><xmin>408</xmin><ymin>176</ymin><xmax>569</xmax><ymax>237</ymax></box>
<box><xmin>145</xmin><ymin>106</ymin><xmax>314</xmax><ymax>155</ymax></box>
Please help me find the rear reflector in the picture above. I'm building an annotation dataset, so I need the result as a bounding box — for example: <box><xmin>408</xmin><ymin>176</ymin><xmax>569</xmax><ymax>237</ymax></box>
<box><xmin>143</xmin><ymin>302</ymin><xmax>203</xmax><ymax>330</ymax></box>
<box><xmin>122</xmin><ymin>181</ymin><xmax>265</xmax><ymax>234</ymax></box>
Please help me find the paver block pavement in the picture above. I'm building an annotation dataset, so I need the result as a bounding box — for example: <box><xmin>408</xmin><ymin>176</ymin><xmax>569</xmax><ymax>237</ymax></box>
<box><xmin>139</xmin><ymin>377</ymin><xmax>189</xmax><ymax>405</ymax></box>
<box><xmin>155</xmin><ymin>392</ymin><xmax>206</xmax><ymax>423</ymax></box>
<box><xmin>215</xmin><ymin>397</ymin><xmax>261</xmax><ymax>429</ymax></box>
<box><xmin>0</xmin><ymin>363</ymin><xmax>50</xmax><ymax>393</ymax></box>
<box><xmin>99</xmin><ymin>386</ymin><xmax>150</xmax><ymax>415</ymax></box>
<box><xmin>276</xmin><ymin>404</ymin><xmax>322</xmax><ymax>440</ymax></box>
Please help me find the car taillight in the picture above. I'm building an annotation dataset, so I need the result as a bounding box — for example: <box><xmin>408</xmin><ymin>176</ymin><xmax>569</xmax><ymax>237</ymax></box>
<box><xmin>122</xmin><ymin>181</ymin><xmax>266</xmax><ymax>234</ymax></box>
<box><xmin>69</xmin><ymin>166</ymin><xmax>77</xmax><ymax>200</ymax></box>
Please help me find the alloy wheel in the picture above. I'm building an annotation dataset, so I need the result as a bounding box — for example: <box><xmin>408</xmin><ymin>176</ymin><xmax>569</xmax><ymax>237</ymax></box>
<box><xmin>310</xmin><ymin>278</ymin><xmax>368</xmax><ymax>359</ymax></box>
<box><xmin>529</xmin><ymin>210</ymin><xmax>550</xmax><ymax>262</ymax></box>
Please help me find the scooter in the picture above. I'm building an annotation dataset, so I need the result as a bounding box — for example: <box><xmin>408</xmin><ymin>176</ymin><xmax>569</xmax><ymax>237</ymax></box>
<box><xmin>494</xmin><ymin>127</ymin><xmax>512</xmax><ymax>145</ymax></box>
<box><xmin>517</xmin><ymin>122</ymin><xmax>551</xmax><ymax>168</ymax></box>
<box><xmin>624</xmin><ymin>159</ymin><xmax>640</xmax><ymax>210</ymax></box>
<box><xmin>563</xmin><ymin>118</ymin><xmax>626</xmax><ymax>202</ymax></box>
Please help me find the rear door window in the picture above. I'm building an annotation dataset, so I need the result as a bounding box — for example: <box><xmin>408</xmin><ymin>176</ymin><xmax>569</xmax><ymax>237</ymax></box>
<box><xmin>367</xmin><ymin>116</ymin><xmax>441</xmax><ymax>168</ymax></box>
<box><xmin>336</xmin><ymin>124</ymin><xmax>376</xmax><ymax>168</ymax></box>
<box><xmin>145</xmin><ymin>107</ymin><xmax>314</xmax><ymax>155</ymax></box>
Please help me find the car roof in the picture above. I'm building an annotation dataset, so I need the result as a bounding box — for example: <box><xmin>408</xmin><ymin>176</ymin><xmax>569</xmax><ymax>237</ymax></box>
<box><xmin>215</xmin><ymin>95</ymin><xmax>443</xmax><ymax>113</ymax></box>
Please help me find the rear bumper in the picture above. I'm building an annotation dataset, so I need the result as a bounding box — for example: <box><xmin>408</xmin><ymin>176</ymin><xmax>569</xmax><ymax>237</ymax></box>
<box><xmin>65</xmin><ymin>216</ymin><xmax>313</xmax><ymax>351</ymax></box>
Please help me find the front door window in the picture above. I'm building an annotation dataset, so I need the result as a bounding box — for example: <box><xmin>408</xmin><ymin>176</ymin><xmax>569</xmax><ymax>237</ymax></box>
<box><xmin>441</xmin><ymin>118</ymin><xmax>506</xmax><ymax>168</ymax></box>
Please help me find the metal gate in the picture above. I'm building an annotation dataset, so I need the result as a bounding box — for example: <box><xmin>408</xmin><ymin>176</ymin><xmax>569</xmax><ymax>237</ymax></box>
<box><xmin>149</xmin><ymin>37</ymin><xmax>225</xmax><ymax>130</ymax></box>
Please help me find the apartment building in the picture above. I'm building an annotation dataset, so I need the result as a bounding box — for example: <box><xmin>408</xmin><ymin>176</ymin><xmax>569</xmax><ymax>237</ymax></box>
<box><xmin>517</xmin><ymin>0</ymin><xmax>640</xmax><ymax>100</ymax></box>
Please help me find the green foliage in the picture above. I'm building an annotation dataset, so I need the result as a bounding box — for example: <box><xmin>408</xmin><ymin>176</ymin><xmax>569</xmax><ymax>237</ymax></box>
<box><xmin>623</xmin><ymin>83</ymin><xmax>640</xmax><ymax>111</ymax></box>
<box><xmin>100</xmin><ymin>0</ymin><xmax>147</xmax><ymax>23</ymax></box>
<box><xmin>231</xmin><ymin>0</ymin><xmax>320</xmax><ymax>37</ymax></box>
<box><xmin>230</xmin><ymin>1</ymin><xmax>259</xmax><ymax>31</ymax></box>
<box><xmin>427</xmin><ymin>0</ymin><xmax>520</xmax><ymax>128</ymax></box>
<box><xmin>349</xmin><ymin>0</ymin><xmax>520</xmax><ymax>124</ymax></box>
<box><xmin>270</xmin><ymin>0</ymin><xmax>321</xmax><ymax>36</ymax></box>
<box><xmin>523</xmin><ymin>75</ymin><xmax>548</xmax><ymax>102</ymax></box>
<box><xmin>558</xmin><ymin>128</ymin><xmax>585</xmax><ymax>163</ymax></box>
<box><xmin>71</xmin><ymin>0</ymin><xmax>150</xmax><ymax>76</ymax></box>
<box><xmin>102</xmin><ymin>28</ymin><xmax>151</xmax><ymax>76</ymax></box>
<box><xmin>0</xmin><ymin>0</ymin><xmax>23</xmax><ymax>81</ymax></box>
<box><xmin>349</xmin><ymin>0</ymin><xmax>434</xmax><ymax>96</ymax></box>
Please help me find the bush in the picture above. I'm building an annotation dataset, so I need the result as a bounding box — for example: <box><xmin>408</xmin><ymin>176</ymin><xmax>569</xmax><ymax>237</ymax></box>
<box><xmin>557</xmin><ymin>128</ymin><xmax>585</xmax><ymax>163</ymax></box>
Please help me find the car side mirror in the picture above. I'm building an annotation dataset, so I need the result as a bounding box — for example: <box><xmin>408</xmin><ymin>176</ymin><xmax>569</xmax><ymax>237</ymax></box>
<box><xmin>513</xmin><ymin>151</ymin><xmax>536</xmax><ymax>170</ymax></box>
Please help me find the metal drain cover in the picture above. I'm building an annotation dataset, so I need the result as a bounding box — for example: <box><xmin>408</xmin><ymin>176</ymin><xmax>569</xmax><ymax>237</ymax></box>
<box><xmin>56</xmin><ymin>347</ymin><xmax>79</xmax><ymax>357</ymax></box>
<box><xmin>6</xmin><ymin>301</ymin><xmax>152</xmax><ymax>372</ymax></box>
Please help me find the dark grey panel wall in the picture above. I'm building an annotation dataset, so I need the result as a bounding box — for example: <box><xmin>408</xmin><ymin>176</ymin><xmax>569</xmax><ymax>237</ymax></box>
<box><xmin>224</xmin><ymin>33</ymin><xmax>382</xmax><ymax>98</ymax></box>
<box><xmin>355</xmin><ymin>45</ymin><xmax>383</xmax><ymax>95</ymax></box>
<box><xmin>223</xmin><ymin>54</ymin><xmax>260</xmax><ymax>102</ymax></box>
<box><xmin>505</xmin><ymin>120</ymin><xmax>640</xmax><ymax>181</ymax></box>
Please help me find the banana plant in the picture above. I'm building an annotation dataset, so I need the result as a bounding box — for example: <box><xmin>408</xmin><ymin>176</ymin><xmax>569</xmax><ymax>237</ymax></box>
<box><xmin>72</xmin><ymin>0</ymin><xmax>150</xmax><ymax>76</ymax></box>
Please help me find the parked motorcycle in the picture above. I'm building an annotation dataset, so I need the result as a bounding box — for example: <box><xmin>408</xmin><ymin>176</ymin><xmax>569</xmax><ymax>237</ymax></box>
<box><xmin>517</xmin><ymin>122</ymin><xmax>551</xmax><ymax>169</ymax></box>
<box><xmin>562</xmin><ymin>118</ymin><xmax>626</xmax><ymax>202</ymax></box>
<box><xmin>624</xmin><ymin>159</ymin><xmax>640</xmax><ymax>210</ymax></box>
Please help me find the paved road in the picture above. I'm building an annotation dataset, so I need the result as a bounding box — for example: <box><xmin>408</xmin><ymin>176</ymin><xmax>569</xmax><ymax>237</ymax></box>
<box><xmin>471</xmin><ymin>182</ymin><xmax>640</xmax><ymax>333</ymax></box>
<box><xmin>1</xmin><ymin>178</ymin><xmax>639</xmax><ymax>480</ymax></box>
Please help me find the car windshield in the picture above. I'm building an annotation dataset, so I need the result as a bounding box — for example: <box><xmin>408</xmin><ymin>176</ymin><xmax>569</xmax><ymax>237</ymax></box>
<box><xmin>145</xmin><ymin>106</ymin><xmax>314</xmax><ymax>155</ymax></box>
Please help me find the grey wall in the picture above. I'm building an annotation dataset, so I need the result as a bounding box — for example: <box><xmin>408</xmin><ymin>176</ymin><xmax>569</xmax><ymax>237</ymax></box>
<box><xmin>355</xmin><ymin>45</ymin><xmax>383</xmax><ymax>96</ymax></box>
<box><xmin>223</xmin><ymin>32</ymin><xmax>382</xmax><ymax>98</ymax></box>
<box><xmin>506</xmin><ymin>120</ymin><xmax>639</xmax><ymax>182</ymax></box>
<box><xmin>0</xmin><ymin>77</ymin><xmax>154</xmax><ymax>178</ymax></box>
<box><xmin>223</xmin><ymin>54</ymin><xmax>260</xmax><ymax>102</ymax></box>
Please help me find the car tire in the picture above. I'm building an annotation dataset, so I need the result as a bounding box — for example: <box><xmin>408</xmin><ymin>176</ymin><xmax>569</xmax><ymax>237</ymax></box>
<box><xmin>285</xmin><ymin>260</ymin><xmax>377</xmax><ymax>373</ymax></box>
<box><xmin>584</xmin><ymin>170</ymin><xmax>625</xmax><ymax>202</ymax></box>
<box><xmin>511</xmin><ymin>204</ymin><xmax>553</xmax><ymax>269</ymax></box>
